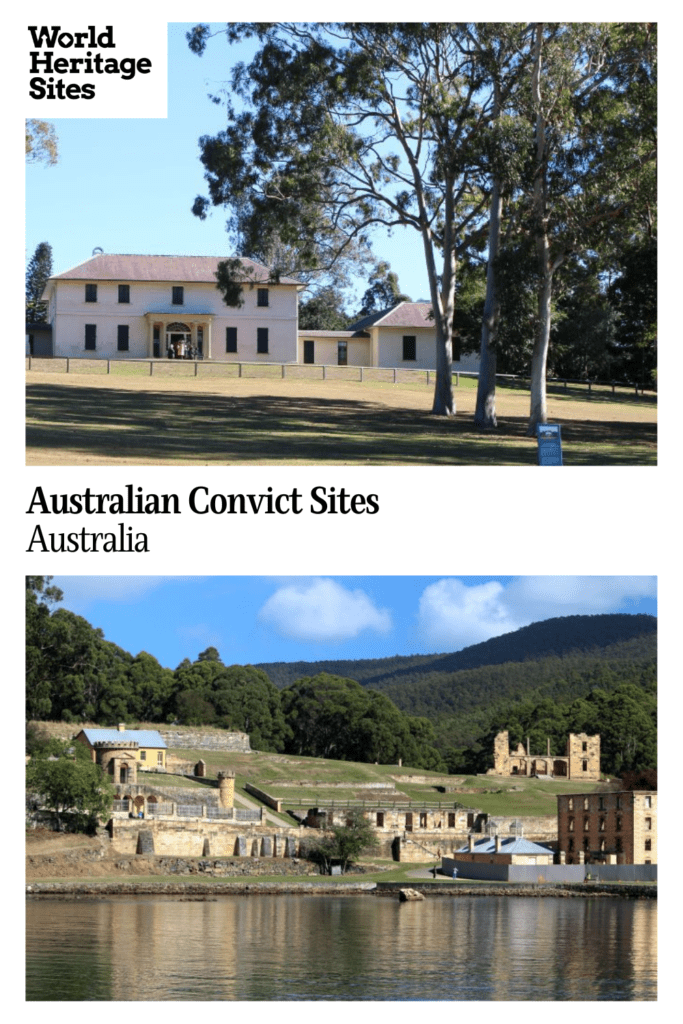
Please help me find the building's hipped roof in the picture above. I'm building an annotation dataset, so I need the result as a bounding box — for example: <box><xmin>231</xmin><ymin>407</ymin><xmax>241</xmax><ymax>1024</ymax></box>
<box><xmin>79</xmin><ymin>728</ymin><xmax>167</xmax><ymax>748</ymax></box>
<box><xmin>297</xmin><ymin>329</ymin><xmax>370</xmax><ymax>338</ymax></box>
<box><xmin>347</xmin><ymin>301</ymin><xmax>434</xmax><ymax>332</ymax></box>
<box><xmin>48</xmin><ymin>254</ymin><xmax>301</xmax><ymax>286</ymax></box>
<box><xmin>455</xmin><ymin>837</ymin><xmax>553</xmax><ymax>856</ymax></box>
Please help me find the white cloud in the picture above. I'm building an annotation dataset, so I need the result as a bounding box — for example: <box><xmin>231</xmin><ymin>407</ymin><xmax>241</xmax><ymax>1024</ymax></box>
<box><xmin>258</xmin><ymin>578</ymin><xmax>392</xmax><ymax>642</ymax></box>
<box><xmin>417</xmin><ymin>576</ymin><xmax>656</xmax><ymax>649</ymax></box>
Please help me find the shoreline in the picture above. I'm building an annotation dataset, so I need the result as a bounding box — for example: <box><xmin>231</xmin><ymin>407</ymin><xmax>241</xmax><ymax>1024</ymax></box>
<box><xmin>26</xmin><ymin>880</ymin><xmax>656</xmax><ymax>899</ymax></box>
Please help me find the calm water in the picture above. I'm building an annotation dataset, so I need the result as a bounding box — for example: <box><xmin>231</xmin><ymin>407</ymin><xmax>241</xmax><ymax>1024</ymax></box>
<box><xmin>26</xmin><ymin>894</ymin><xmax>656</xmax><ymax>1001</ymax></box>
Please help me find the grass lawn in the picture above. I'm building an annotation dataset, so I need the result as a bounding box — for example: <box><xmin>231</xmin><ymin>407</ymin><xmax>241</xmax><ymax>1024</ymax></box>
<box><xmin>26</xmin><ymin>368</ymin><xmax>656</xmax><ymax>466</ymax></box>
<box><xmin>31</xmin><ymin>723</ymin><xmax>612</xmax><ymax>818</ymax></box>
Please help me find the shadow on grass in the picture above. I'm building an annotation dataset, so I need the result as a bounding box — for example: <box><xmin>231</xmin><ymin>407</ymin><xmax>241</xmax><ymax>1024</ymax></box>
<box><xmin>26</xmin><ymin>382</ymin><xmax>656</xmax><ymax>466</ymax></box>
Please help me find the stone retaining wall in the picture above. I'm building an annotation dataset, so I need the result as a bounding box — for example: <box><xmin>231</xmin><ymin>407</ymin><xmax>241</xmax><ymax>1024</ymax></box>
<box><xmin>159</xmin><ymin>729</ymin><xmax>251</xmax><ymax>752</ymax></box>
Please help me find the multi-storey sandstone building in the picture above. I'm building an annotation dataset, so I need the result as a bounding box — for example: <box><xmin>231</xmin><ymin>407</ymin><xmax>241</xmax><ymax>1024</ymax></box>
<box><xmin>557</xmin><ymin>790</ymin><xmax>657</xmax><ymax>865</ymax></box>
<box><xmin>489</xmin><ymin>730</ymin><xmax>601</xmax><ymax>782</ymax></box>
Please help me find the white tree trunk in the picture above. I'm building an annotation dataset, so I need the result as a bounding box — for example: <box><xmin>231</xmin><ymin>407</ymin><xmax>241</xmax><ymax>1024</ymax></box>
<box><xmin>528</xmin><ymin>270</ymin><xmax>553</xmax><ymax>432</ymax></box>
<box><xmin>475</xmin><ymin>178</ymin><xmax>503</xmax><ymax>427</ymax></box>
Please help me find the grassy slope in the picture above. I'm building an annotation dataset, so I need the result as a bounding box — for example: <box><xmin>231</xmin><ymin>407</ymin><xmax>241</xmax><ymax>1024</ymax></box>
<box><xmin>33</xmin><ymin>725</ymin><xmax>602</xmax><ymax>819</ymax></box>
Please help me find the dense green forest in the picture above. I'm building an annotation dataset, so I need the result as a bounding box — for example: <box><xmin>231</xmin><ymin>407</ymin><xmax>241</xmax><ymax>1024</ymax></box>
<box><xmin>257</xmin><ymin>614</ymin><xmax>656</xmax><ymax>688</ymax></box>
<box><xmin>26</xmin><ymin>578</ymin><xmax>656</xmax><ymax>776</ymax></box>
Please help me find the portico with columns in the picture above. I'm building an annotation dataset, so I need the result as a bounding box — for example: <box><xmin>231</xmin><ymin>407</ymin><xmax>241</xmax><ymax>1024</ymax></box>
<box><xmin>144</xmin><ymin>313</ymin><xmax>214</xmax><ymax>359</ymax></box>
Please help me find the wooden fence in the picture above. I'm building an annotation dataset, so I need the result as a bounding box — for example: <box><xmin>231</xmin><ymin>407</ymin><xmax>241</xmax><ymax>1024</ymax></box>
<box><xmin>25</xmin><ymin>355</ymin><xmax>654</xmax><ymax>397</ymax></box>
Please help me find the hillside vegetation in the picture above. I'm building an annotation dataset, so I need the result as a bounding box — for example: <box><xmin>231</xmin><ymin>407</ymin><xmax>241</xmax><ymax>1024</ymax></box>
<box><xmin>27</xmin><ymin>578</ymin><xmax>656</xmax><ymax>777</ymax></box>
<box><xmin>28</xmin><ymin>726</ymin><xmax>600</xmax><ymax>818</ymax></box>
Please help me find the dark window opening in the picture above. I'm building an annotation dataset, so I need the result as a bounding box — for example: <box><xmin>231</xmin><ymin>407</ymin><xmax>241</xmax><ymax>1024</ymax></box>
<box><xmin>84</xmin><ymin>324</ymin><xmax>96</xmax><ymax>350</ymax></box>
<box><xmin>257</xmin><ymin>288</ymin><xmax>269</xmax><ymax>307</ymax></box>
<box><xmin>172</xmin><ymin>286</ymin><xmax>184</xmax><ymax>305</ymax></box>
<box><xmin>118</xmin><ymin>284</ymin><xmax>130</xmax><ymax>303</ymax></box>
<box><xmin>85</xmin><ymin>283</ymin><xmax>97</xmax><ymax>303</ymax></box>
<box><xmin>337</xmin><ymin>341</ymin><xmax>347</xmax><ymax>366</ymax></box>
<box><xmin>117</xmin><ymin>325</ymin><xmax>129</xmax><ymax>351</ymax></box>
<box><xmin>257</xmin><ymin>327</ymin><xmax>269</xmax><ymax>354</ymax></box>
<box><xmin>402</xmin><ymin>335</ymin><xmax>416</xmax><ymax>361</ymax></box>
<box><xmin>226</xmin><ymin>327</ymin><xmax>237</xmax><ymax>353</ymax></box>
<box><xmin>303</xmin><ymin>339</ymin><xmax>315</xmax><ymax>364</ymax></box>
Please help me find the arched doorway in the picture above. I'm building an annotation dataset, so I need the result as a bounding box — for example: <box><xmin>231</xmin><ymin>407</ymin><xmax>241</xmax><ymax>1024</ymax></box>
<box><xmin>166</xmin><ymin>322</ymin><xmax>191</xmax><ymax>358</ymax></box>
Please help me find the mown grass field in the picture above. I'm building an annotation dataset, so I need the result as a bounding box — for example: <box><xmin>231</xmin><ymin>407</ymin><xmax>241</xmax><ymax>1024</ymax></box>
<box><xmin>26</xmin><ymin>367</ymin><xmax>656</xmax><ymax>466</ymax></box>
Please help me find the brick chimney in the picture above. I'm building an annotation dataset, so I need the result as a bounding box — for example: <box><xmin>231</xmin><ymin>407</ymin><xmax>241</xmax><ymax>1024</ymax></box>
<box><xmin>494</xmin><ymin>834</ymin><xmax>502</xmax><ymax>853</ymax></box>
<box><xmin>468</xmin><ymin>833</ymin><xmax>476</xmax><ymax>852</ymax></box>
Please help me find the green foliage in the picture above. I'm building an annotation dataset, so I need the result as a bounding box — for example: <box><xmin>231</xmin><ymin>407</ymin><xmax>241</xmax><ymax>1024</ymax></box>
<box><xmin>298</xmin><ymin>286</ymin><xmax>350</xmax><ymax>330</ymax></box>
<box><xmin>306</xmin><ymin>809</ymin><xmax>379</xmax><ymax>873</ymax></box>
<box><xmin>26</xmin><ymin>745</ymin><xmax>114</xmax><ymax>832</ymax></box>
<box><xmin>26</xmin><ymin>242</ymin><xmax>53</xmax><ymax>323</ymax></box>
<box><xmin>356</xmin><ymin>262</ymin><xmax>411</xmax><ymax>319</ymax></box>
<box><xmin>187</xmin><ymin>23</ymin><xmax>510</xmax><ymax>415</ymax></box>
<box><xmin>608</xmin><ymin>237</ymin><xmax>657</xmax><ymax>385</ymax></box>
<box><xmin>280</xmin><ymin>672</ymin><xmax>443</xmax><ymax>770</ymax></box>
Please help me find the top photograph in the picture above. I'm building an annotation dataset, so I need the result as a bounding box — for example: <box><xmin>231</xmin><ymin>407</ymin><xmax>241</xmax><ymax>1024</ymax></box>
<box><xmin>25</xmin><ymin>23</ymin><xmax>657</xmax><ymax>466</ymax></box>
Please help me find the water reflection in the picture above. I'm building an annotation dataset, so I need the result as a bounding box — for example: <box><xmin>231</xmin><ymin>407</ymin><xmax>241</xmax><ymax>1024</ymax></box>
<box><xmin>26</xmin><ymin>894</ymin><xmax>657</xmax><ymax>1001</ymax></box>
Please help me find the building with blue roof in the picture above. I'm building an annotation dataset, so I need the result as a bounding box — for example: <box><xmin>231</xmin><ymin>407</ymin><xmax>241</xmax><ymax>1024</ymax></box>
<box><xmin>75</xmin><ymin>723</ymin><xmax>167</xmax><ymax>784</ymax></box>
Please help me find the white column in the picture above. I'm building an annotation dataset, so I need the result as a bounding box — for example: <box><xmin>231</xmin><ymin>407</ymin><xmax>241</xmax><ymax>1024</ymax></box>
<box><xmin>205</xmin><ymin>319</ymin><xmax>212</xmax><ymax>360</ymax></box>
<box><xmin>148</xmin><ymin>318</ymin><xmax>155</xmax><ymax>357</ymax></box>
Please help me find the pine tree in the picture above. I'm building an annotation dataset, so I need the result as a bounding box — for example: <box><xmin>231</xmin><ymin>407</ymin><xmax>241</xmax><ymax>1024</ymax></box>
<box><xmin>26</xmin><ymin>242</ymin><xmax>53</xmax><ymax>323</ymax></box>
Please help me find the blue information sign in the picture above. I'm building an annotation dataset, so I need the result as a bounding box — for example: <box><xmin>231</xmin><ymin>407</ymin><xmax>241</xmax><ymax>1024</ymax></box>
<box><xmin>537</xmin><ymin>423</ymin><xmax>563</xmax><ymax>466</ymax></box>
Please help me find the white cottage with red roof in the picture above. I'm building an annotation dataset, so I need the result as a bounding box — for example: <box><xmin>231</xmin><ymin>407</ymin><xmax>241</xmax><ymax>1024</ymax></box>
<box><xmin>298</xmin><ymin>301</ymin><xmax>480</xmax><ymax>373</ymax></box>
<box><xmin>41</xmin><ymin>253</ymin><xmax>302</xmax><ymax>363</ymax></box>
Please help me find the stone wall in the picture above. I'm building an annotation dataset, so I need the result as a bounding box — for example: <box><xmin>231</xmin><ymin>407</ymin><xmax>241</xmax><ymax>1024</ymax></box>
<box><xmin>489</xmin><ymin>730</ymin><xmax>601</xmax><ymax>781</ymax></box>
<box><xmin>111</xmin><ymin>855</ymin><xmax>319</xmax><ymax>877</ymax></box>
<box><xmin>110</xmin><ymin>818</ymin><xmax>303</xmax><ymax>858</ymax></box>
<box><xmin>159</xmin><ymin>729</ymin><xmax>251</xmax><ymax>752</ymax></box>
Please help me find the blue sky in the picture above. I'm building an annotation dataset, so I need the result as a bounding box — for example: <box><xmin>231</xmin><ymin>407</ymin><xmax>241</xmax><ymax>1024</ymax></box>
<box><xmin>25</xmin><ymin>23</ymin><xmax>432</xmax><ymax>308</ymax></box>
<box><xmin>50</xmin><ymin>576</ymin><xmax>657</xmax><ymax>670</ymax></box>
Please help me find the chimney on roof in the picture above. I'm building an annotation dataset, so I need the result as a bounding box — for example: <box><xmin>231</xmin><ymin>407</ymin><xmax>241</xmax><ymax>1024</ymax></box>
<box><xmin>117</xmin><ymin>723</ymin><xmax>126</xmax><ymax>732</ymax></box>
<box><xmin>494</xmin><ymin>834</ymin><xmax>502</xmax><ymax>853</ymax></box>
<box><xmin>468</xmin><ymin>833</ymin><xmax>476</xmax><ymax>852</ymax></box>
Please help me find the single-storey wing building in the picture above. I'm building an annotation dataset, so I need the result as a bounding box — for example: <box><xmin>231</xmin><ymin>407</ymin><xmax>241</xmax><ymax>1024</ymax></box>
<box><xmin>297</xmin><ymin>301</ymin><xmax>480</xmax><ymax>373</ymax></box>
<box><xmin>452</xmin><ymin>834</ymin><xmax>555</xmax><ymax>865</ymax></box>
<box><xmin>40</xmin><ymin>253</ymin><xmax>302</xmax><ymax>362</ymax></box>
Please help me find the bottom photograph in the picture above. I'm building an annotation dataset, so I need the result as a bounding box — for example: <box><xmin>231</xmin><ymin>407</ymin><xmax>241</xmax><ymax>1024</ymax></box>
<box><xmin>26</xmin><ymin>575</ymin><xmax>657</xmax><ymax>1002</ymax></box>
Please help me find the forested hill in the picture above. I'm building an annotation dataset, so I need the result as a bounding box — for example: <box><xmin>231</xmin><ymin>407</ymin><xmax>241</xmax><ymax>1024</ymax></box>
<box><xmin>257</xmin><ymin>614</ymin><xmax>656</xmax><ymax>690</ymax></box>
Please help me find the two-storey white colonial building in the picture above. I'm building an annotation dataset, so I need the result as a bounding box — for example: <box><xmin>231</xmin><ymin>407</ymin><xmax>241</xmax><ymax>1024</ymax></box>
<box><xmin>40</xmin><ymin>253</ymin><xmax>302</xmax><ymax>362</ymax></box>
<box><xmin>39</xmin><ymin>253</ymin><xmax>481</xmax><ymax>374</ymax></box>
